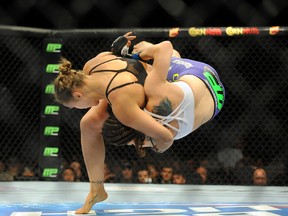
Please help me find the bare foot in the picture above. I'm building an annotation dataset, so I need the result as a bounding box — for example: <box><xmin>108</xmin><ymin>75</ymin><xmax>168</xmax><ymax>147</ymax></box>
<box><xmin>75</xmin><ymin>185</ymin><xmax>108</xmax><ymax>214</ymax></box>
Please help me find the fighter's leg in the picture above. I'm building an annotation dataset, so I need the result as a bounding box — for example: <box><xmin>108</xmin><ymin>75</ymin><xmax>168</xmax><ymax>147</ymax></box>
<box><xmin>75</xmin><ymin>100</ymin><xmax>109</xmax><ymax>214</ymax></box>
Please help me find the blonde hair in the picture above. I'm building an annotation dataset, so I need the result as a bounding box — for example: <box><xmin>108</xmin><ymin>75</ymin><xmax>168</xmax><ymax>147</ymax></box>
<box><xmin>53</xmin><ymin>57</ymin><xmax>85</xmax><ymax>104</ymax></box>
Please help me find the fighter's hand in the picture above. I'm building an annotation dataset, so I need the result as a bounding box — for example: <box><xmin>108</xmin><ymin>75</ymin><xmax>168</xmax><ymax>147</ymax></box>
<box><xmin>132</xmin><ymin>41</ymin><xmax>154</xmax><ymax>54</ymax></box>
<box><xmin>123</xmin><ymin>31</ymin><xmax>136</xmax><ymax>47</ymax></box>
<box><xmin>127</xmin><ymin>135</ymin><xmax>153</xmax><ymax>148</ymax></box>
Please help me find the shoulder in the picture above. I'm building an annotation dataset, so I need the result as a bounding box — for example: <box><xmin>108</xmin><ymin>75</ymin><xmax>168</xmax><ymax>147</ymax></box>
<box><xmin>83</xmin><ymin>52</ymin><xmax>116</xmax><ymax>74</ymax></box>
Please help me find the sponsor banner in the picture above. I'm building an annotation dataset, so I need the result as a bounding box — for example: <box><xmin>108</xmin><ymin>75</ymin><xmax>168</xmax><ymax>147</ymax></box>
<box><xmin>39</xmin><ymin>38</ymin><xmax>63</xmax><ymax>180</ymax></box>
<box><xmin>169</xmin><ymin>26</ymin><xmax>284</xmax><ymax>37</ymax></box>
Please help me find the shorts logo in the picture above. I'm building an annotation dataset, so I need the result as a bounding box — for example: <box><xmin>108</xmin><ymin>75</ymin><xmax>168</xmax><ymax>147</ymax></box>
<box><xmin>172</xmin><ymin>73</ymin><xmax>180</xmax><ymax>81</ymax></box>
<box><xmin>203</xmin><ymin>71</ymin><xmax>224</xmax><ymax>110</ymax></box>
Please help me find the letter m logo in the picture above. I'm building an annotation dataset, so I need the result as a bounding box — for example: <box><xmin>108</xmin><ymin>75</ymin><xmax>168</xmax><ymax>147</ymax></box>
<box><xmin>44</xmin><ymin>126</ymin><xmax>60</xmax><ymax>136</ymax></box>
<box><xmin>43</xmin><ymin>147</ymin><xmax>59</xmax><ymax>157</ymax></box>
<box><xmin>46</xmin><ymin>64</ymin><xmax>60</xmax><ymax>73</ymax></box>
<box><xmin>42</xmin><ymin>168</ymin><xmax>58</xmax><ymax>177</ymax></box>
<box><xmin>46</xmin><ymin>43</ymin><xmax>62</xmax><ymax>53</ymax></box>
<box><xmin>44</xmin><ymin>105</ymin><xmax>59</xmax><ymax>115</ymax></box>
<box><xmin>45</xmin><ymin>84</ymin><xmax>55</xmax><ymax>94</ymax></box>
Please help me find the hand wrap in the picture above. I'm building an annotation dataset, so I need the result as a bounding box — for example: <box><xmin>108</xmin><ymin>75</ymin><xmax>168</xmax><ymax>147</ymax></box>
<box><xmin>111</xmin><ymin>36</ymin><xmax>131</xmax><ymax>57</ymax></box>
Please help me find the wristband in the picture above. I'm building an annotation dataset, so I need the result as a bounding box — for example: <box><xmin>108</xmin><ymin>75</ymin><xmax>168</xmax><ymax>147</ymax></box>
<box><xmin>132</xmin><ymin>52</ymin><xmax>145</xmax><ymax>61</ymax></box>
<box><xmin>121</xmin><ymin>45</ymin><xmax>130</xmax><ymax>57</ymax></box>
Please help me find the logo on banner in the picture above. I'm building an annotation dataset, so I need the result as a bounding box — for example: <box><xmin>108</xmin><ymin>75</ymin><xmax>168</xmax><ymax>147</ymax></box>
<box><xmin>44</xmin><ymin>126</ymin><xmax>59</xmax><ymax>136</ymax></box>
<box><xmin>45</xmin><ymin>84</ymin><xmax>55</xmax><ymax>94</ymax></box>
<box><xmin>46</xmin><ymin>64</ymin><xmax>60</xmax><ymax>73</ymax></box>
<box><xmin>46</xmin><ymin>43</ymin><xmax>62</xmax><ymax>53</ymax></box>
<box><xmin>42</xmin><ymin>168</ymin><xmax>59</xmax><ymax>177</ymax></box>
<box><xmin>43</xmin><ymin>147</ymin><xmax>59</xmax><ymax>157</ymax></box>
<box><xmin>44</xmin><ymin>105</ymin><xmax>59</xmax><ymax>115</ymax></box>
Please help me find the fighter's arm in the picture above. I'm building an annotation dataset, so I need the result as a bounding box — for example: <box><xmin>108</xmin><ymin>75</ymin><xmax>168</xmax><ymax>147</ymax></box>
<box><xmin>133</xmin><ymin>41</ymin><xmax>181</xmax><ymax>58</ymax></box>
<box><xmin>112</xmin><ymin>94</ymin><xmax>174</xmax><ymax>153</ymax></box>
<box><xmin>110</xmin><ymin>32</ymin><xmax>181</xmax><ymax>59</ymax></box>
<box><xmin>129</xmin><ymin>41</ymin><xmax>178</xmax><ymax>151</ymax></box>
<box><xmin>136</xmin><ymin>41</ymin><xmax>173</xmax><ymax>82</ymax></box>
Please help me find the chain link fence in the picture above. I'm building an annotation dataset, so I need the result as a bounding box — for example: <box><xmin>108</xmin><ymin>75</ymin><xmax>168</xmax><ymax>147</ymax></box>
<box><xmin>0</xmin><ymin>26</ymin><xmax>287</xmax><ymax>185</ymax></box>
<box><xmin>0</xmin><ymin>0</ymin><xmax>288</xmax><ymax>28</ymax></box>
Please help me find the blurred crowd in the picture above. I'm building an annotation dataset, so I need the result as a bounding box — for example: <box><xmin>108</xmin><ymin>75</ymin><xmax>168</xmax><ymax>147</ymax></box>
<box><xmin>1</xmin><ymin>150</ymin><xmax>287</xmax><ymax>186</ymax></box>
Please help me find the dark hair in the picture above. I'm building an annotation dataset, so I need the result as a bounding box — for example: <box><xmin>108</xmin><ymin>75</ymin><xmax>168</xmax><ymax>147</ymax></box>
<box><xmin>102</xmin><ymin>114</ymin><xmax>146</xmax><ymax>157</ymax></box>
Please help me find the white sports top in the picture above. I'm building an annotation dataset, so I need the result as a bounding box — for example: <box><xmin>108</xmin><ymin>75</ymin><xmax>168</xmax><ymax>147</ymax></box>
<box><xmin>144</xmin><ymin>81</ymin><xmax>195</xmax><ymax>140</ymax></box>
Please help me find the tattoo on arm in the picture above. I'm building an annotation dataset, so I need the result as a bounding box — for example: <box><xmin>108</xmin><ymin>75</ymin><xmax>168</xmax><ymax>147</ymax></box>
<box><xmin>152</xmin><ymin>97</ymin><xmax>172</xmax><ymax>116</ymax></box>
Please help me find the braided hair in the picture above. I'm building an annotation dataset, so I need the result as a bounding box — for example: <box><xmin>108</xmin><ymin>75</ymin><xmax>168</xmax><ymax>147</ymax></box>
<box><xmin>102</xmin><ymin>113</ymin><xmax>146</xmax><ymax>157</ymax></box>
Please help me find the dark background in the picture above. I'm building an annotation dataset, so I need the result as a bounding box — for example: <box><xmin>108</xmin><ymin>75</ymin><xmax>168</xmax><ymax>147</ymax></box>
<box><xmin>1</xmin><ymin>0</ymin><xmax>288</xmax><ymax>185</ymax></box>
<box><xmin>0</xmin><ymin>0</ymin><xmax>287</xmax><ymax>29</ymax></box>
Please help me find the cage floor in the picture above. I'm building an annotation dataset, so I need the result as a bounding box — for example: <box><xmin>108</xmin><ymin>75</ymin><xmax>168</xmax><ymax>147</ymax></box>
<box><xmin>0</xmin><ymin>181</ymin><xmax>288</xmax><ymax>216</ymax></box>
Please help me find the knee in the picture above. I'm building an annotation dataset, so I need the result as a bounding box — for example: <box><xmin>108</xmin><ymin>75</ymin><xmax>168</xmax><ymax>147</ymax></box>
<box><xmin>80</xmin><ymin>112</ymin><xmax>106</xmax><ymax>133</ymax></box>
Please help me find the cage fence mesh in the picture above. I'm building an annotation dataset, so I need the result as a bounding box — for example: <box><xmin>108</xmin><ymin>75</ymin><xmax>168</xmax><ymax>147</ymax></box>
<box><xmin>0</xmin><ymin>27</ymin><xmax>287</xmax><ymax>185</ymax></box>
